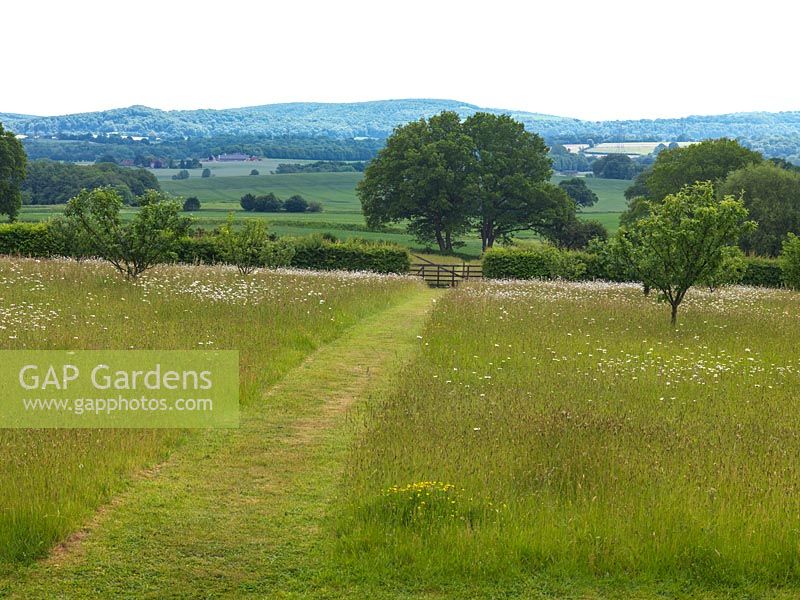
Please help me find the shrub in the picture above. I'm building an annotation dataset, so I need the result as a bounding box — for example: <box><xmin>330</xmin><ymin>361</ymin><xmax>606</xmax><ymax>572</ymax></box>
<box><xmin>176</xmin><ymin>235</ymin><xmax>222</xmax><ymax>265</ymax></box>
<box><xmin>483</xmin><ymin>245</ymin><xmax>586</xmax><ymax>281</ymax></box>
<box><xmin>741</xmin><ymin>256</ymin><xmax>783</xmax><ymax>288</ymax></box>
<box><xmin>253</xmin><ymin>194</ymin><xmax>282</xmax><ymax>212</ymax></box>
<box><xmin>290</xmin><ymin>236</ymin><xmax>410</xmax><ymax>274</ymax></box>
<box><xmin>0</xmin><ymin>222</ymin><xmax>60</xmax><ymax>257</ymax></box>
<box><xmin>240</xmin><ymin>193</ymin><xmax>256</xmax><ymax>211</ymax></box>
<box><xmin>249</xmin><ymin>169</ymin><xmax>259</xmax><ymax>176</ymax></box>
<box><xmin>183</xmin><ymin>197</ymin><xmax>201</xmax><ymax>212</ymax></box>
<box><xmin>201</xmin><ymin>168</ymin><xmax>211</xmax><ymax>178</ymax></box>
<box><xmin>284</xmin><ymin>195</ymin><xmax>309</xmax><ymax>213</ymax></box>
<box><xmin>780</xmin><ymin>233</ymin><xmax>800</xmax><ymax>290</ymax></box>
<box><xmin>217</xmin><ymin>217</ymin><xmax>294</xmax><ymax>275</ymax></box>
<box><xmin>700</xmin><ymin>246</ymin><xmax>747</xmax><ymax>291</ymax></box>
<box><xmin>307</xmin><ymin>201</ymin><xmax>323</xmax><ymax>213</ymax></box>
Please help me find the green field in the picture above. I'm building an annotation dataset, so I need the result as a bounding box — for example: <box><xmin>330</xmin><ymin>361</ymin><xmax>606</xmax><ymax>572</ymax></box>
<box><xmin>18</xmin><ymin>166</ymin><xmax>631</xmax><ymax>257</ymax></box>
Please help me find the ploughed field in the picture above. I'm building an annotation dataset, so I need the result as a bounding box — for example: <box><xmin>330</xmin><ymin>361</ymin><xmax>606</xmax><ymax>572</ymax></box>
<box><xmin>333</xmin><ymin>279</ymin><xmax>800</xmax><ymax>595</ymax></box>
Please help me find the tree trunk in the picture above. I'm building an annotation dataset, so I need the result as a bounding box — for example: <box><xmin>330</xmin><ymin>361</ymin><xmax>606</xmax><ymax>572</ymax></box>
<box><xmin>670</xmin><ymin>303</ymin><xmax>678</xmax><ymax>326</ymax></box>
<box><xmin>434</xmin><ymin>228</ymin><xmax>446</xmax><ymax>252</ymax></box>
<box><xmin>445</xmin><ymin>230</ymin><xmax>452</xmax><ymax>252</ymax></box>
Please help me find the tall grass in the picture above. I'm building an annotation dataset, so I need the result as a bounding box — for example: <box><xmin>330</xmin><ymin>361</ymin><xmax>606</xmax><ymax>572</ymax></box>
<box><xmin>335</xmin><ymin>280</ymin><xmax>800</xmax><ymax>592</ymax></box>
<box><xmin>0</xmin><ymin>257</ymin><xmax>419</xmax><ymax>564</ymax></box>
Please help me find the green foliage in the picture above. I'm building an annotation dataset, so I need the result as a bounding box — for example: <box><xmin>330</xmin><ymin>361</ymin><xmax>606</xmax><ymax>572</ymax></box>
<box><xmin>779</xmin><ymin>233</ymin><xmax>800</xmax><ymax>290</ymax></box>
<box><xmin>182</xmin><ymin>196</ymin><xmax>201</xmax><ymax>212</ymax></box>
<box><xmin>201</xmin><ymin>168</ymin><xmax>211</xmax><ymax>178</ymax></box>
<box><xmin>0</xmin><ymin>222</ymin><xmax>59</xmax><ymax>256</ymax></box>
<box><xmin>719</xmin><ymin>162</ymin><xmax>800</xmax><ymax>256</ymax></box>
<box><xmin>544</xmin><ymin>215</ymin><xmax>608</xmax><ymax>250</ymax></box>
<box><xmin>289</xmin><ymin>236</ymin><xmax>410</xmax><ymax>274</ymax></box>
<box><xmin>64</xmin><ymin>187</ymin><xmax>191</xmax><ymax>279</ymax></box>
<box><xmin>47</xmin><ymin>216</ymin><xmax>95</xmax><ymax>260</ymax></box>
<box><xmin>699</xmin><ymin>246</ymin><xmax>747</xmax><ymax>291</ymax></box>
<box><xmin>482</xmin><ymin>245</ymin><xmax>586</xmax><ymax>281</ymax></box>
<box><xmin>360</xmin><ymin>111</ymin><xmax>572</xmax><ymax>252</ymax></box>
<box><xmin>591</xmin><ymin>154</ymin><xmax>638</xmax><ymax>179</ymax></box>
<box><xmin>620</xmin><ymin>181</ymin><xmax>755</xmax><ymax>324</ymax></box>
<box><xmin>171</xmin><ymin>169</ymin><xmax>190</xmax><ymax>181</ymax></box>
<box><xmin>275</xmin><ymin>161</ymin><xmax>368</xmax><ymax>174</ymax></box>
<box><xmin>359</xmin><ymin>111</ymin><xmax>475</xmax><ymax>252</ymax></box>
<box><xmin>249</xmin><ymin>169</ymin><xmax>259</xmax><ymax>176</ymax></box>
<box><xmin>642</xmin><ymin>139</ymin><xmax>762</xmax><ymax>201</ymax></box>
<box><xmin>217</xmin><ymin>216</ymin><xmax>294</xmax><ymax>275</ymax></box>
<box><xmin>21</xmin><ymin>159</ymin><xmax>159</xmax><ymax>205</ymax></box>
<box><xmin>741</xmin><ymin>256</ymin><xmax>783</xmax><ymax>287</ymax></box>
<box><xmin>0</xmin><ymin>123</ymin><xmax>27</xmax><ymax>221</ymax></box>
<box><xmin>558</xmin><ymin>177</ymin><xmax>598</xmax><ymax>207</ymax></box>
<box><xmin>284</xmin><ymin>195</ymin><xmax>309</xmax><ymax>213</ymax></box>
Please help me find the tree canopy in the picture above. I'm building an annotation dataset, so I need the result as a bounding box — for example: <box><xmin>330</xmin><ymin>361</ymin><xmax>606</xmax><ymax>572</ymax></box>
<box><xmin>558</xmin><ymin>177</ymin><xmax>599</xmax><ymax>207</ymax></box>
<box><xmin>359</xmin><ymin>111</ymin><xmax>573</xmax><ymax>252</ymax></box>
<box><xmin>638</xmin><ymin>139</ymin><xmax>762</xmax><ymax>201</ymax></box>
<box><xmin>0</xmin><ymin>123</ymin><xmax>27</xmax><ymax>221</ymax></box>
<box><xmin>719</xmin><ymin>162</ymin><xmax>800</xmax><ymax>256</ymax></box>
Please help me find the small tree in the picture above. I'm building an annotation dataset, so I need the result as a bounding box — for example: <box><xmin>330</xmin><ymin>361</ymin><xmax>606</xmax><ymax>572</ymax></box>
<box><xmin>623</xmin><ymin>181</ymin><xmax>754</xmax><ymax>325</ymax></box>
<box><xmin>780</xmin><ymin>233</ymin><xmax>800</xmax><ymax>290</ymax></box>
<box><xmin>284</xmin><ymin>195</ymin><xmax>309</xmax><ymax>213</ymax></box>
<box><xmin>202</xmin><ymin>168</ymin><xmax>211</xmax><ymax>178</ymax></box>
<box><xmin>183</xmin><ymin>196</ymin><xmax>201</xmax><ymax>211</ymax></box>
<box><xmin>558</xmin><ymin>177</ymin><xmax>598</xmax><ymax>208</ymax></box>
<box><xmin>240</xmin><ymin>193</ymin><xmax>256</xmax><ymax>211</ymax></box>
<box><xmin>64</xmin><ymin>187</ymin><xmax>191</xmax><ymax>279</ymax></box>
<box><xmin>307</xmin><ymin>201</ymin><xmax>323</xmax><ymax>213</ymax></box>
<box><xmin>171</xmin><ymin>169</ymin><xmax>190</xmax><ymax>181</ymax></box>
<box><xmin>217</xmin><ymin>216</ymin><xmax>294</xmax><ymax>275</ymax></box>
<box><xmin>254</xmin><ymin>193</ymin><xmax>282</xmax><ymax>212</ymax></box>
<box><xmin>250</xmin><ymin>169</ymin><xmax>259</xmax><ymax>176</ymax></box>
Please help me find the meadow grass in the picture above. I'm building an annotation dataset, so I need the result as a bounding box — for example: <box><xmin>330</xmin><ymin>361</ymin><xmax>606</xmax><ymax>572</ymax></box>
<box><xmin>333</xmin><ymin>280</ymin><xmax>800</xmax><ymax>596</ymax></box>
<box><xmin>0</xmin><ymin>257</ymin><xmax>420</xmax><ymax>567</ymax></box>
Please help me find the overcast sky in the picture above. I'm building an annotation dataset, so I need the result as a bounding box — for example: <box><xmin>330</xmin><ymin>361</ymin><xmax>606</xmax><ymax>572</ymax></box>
<box><xmin>4</xmin><ymin>0</ymin><xmax>799</xmax><ymax>120</ymax></box>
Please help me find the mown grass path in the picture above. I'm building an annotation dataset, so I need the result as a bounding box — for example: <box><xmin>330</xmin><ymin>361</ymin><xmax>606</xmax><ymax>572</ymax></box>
<box><xmin>2</xmin><ymin>288</ymin><xmax>438</xmax><ymax>599</ymax></box>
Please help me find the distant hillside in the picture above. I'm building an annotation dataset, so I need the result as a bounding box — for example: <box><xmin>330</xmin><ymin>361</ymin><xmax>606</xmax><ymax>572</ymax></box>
<box><xmin>3</xmin><ymin>99</ymin><xmax>800</xmax><ymax>163</ymax></box>
<box><xmin>0</xmin><ymin>100</ymin><xmax>570</xmax><ymax>139</ymax></box>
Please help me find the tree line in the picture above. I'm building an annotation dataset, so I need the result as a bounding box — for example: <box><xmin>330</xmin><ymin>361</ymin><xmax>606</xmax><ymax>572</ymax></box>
<box><xmin>20</xmin><ymin>160</ymin><xmax>160</xmax><ymax>206</ymax></box>
<box><xmin>240</xmin><ymin>193</ymin><xmax>322</xmax><ymax>214</ymax></box>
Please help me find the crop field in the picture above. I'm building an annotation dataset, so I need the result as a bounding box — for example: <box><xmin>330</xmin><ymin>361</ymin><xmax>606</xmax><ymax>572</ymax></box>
<box><xmin>18</xmin><ymin>171</ymin><xmax>631</xmax><ymax>257</ymax></box>
<box><xmin>583</xmin><ymin>141</ymin><xmax>697</xmax><ymax>156</ymax></box>
<box><xmin>0</xmin><ymin>257</ymin><xmax>420</xmax><ymax>571</ymax></box>
<box><xmin>332</xmin><ymin>280</ymin><xmax>800</xmax><ymax>597</ymax></box>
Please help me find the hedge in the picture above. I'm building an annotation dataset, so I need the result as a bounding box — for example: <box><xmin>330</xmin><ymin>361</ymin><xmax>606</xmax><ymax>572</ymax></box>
<box><xmin>484</xmin><ymin>246</ymin><xmax>784</xmax><ymax>288</ymax></box>
<box><xmin>0</xmin><ymin>223</ymin><xmax>410</xmax><ymax>275</ymax></box>
<box><xmin>289</xmin><ymin>237</ymin><xmax>410</xmax><ymax>274</ymax></box>
<box><xmin>741</xmin><ymin>256</ymin><xmax>783</xmax><ymax>288</ymax></box>
<box><xmin>0</xmin><ymin>223</ymin><xmax>61</xmax><ymax>257</ymax></box>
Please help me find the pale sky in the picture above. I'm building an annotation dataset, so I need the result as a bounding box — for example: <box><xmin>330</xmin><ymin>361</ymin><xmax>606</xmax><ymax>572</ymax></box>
<box><xmin>4</xmin><ymin>0</ymin><xmax>799</xmax><ymax>120</ymax></box>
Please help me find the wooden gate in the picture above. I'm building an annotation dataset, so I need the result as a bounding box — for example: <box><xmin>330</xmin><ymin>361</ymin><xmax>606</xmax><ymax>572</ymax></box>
<box><xmin>410</xmin><ymin>259</ymin><xmax>483</xmax><ymax>288</ymax></box>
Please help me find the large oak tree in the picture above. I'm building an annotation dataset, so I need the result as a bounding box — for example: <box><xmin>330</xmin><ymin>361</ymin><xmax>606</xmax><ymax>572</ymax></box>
<box><xmin>358</xmin><ymin>111</ymin><xmax>572</xmax><ymax>252</ymax></box>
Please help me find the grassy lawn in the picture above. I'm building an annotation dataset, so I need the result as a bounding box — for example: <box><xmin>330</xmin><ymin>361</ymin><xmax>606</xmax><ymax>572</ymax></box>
<box><xmin>0</xmin><ymin>258</ymin><xmax>420</xmax><ymax>571</ymax></box>
<box><xmin>17</xmin><ymin>172</ymin><xmax>631</xmax><ymax>258</ymax></box>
